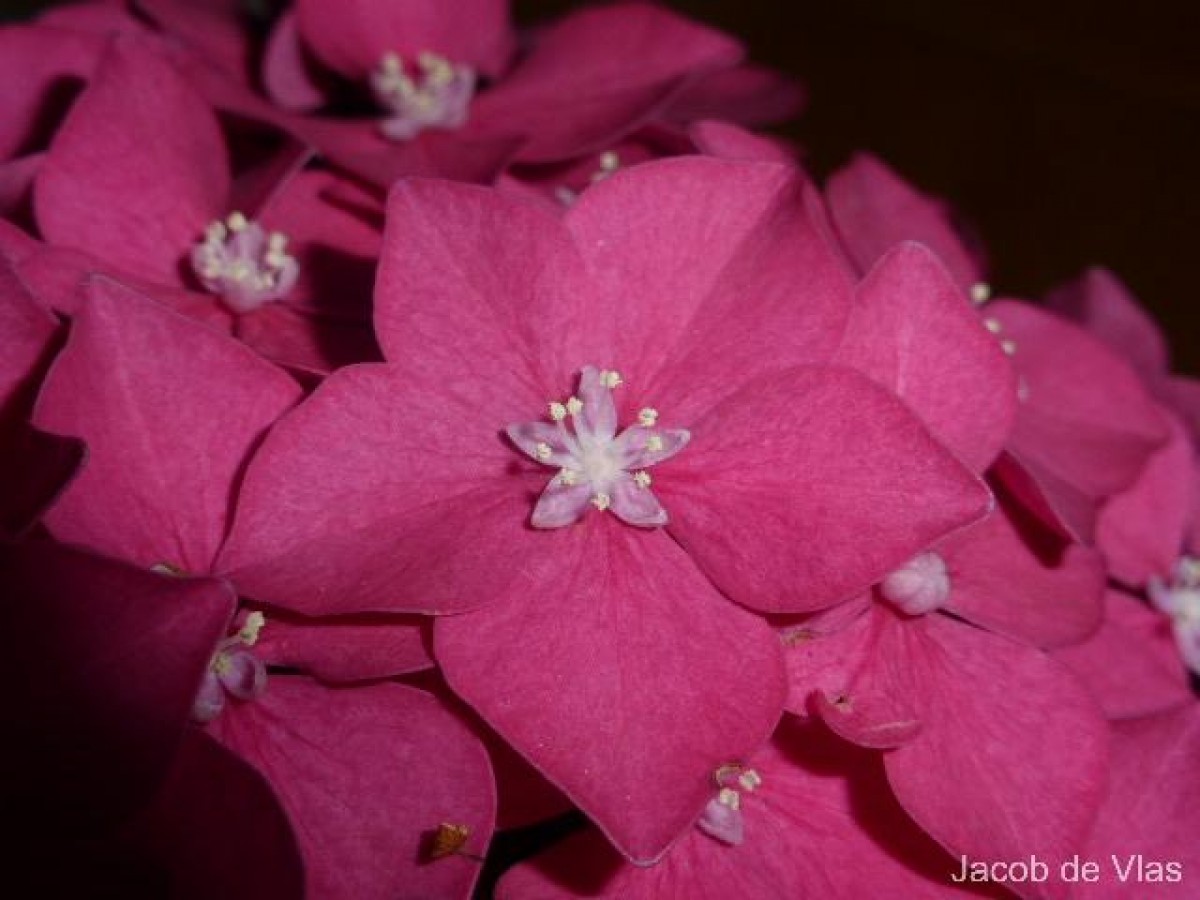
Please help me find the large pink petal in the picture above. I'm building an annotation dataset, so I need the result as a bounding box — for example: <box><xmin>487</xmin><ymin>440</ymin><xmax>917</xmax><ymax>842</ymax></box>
<box><xmin>884</xmin><ymin>615</ymin><xmax>1108</xmax><ymax>899</ymax></box>
<box><xmin>940</xmin><ymin>500</ymin><xmax>1105</xmax><ymax>649</ymax></box>
<box><xmin>253</xmin><ymin>610</ymin><xmax>433</xmax><ymax>682</ymax></box>
<box><xmin>1053</xmin><ymin>590</ymin><xmax>1192</xmax><ymax>719</ymax></box>
<box><xmin>34</xmin><ymin>277</ymin><xmax>301</xmax><ymax>573</ymax></box>
<box><xmin>1097</xmin><ymin>412</ymin><xmax>1195</xmax><ymax>587</ymax></box>
<box><xmin>0</xmin><ymin>426</ymin><xmax>83</xmax><ymax>537</ymax></box>
<box><xmin>0</xmin><ymin>253</ymin><xmax>58</xmax><ymax>416</ymax></box>
<box><xmin>232</xmin><ymin>301</ymin><xmax>381</xmax><ymax>375</ymax></box>
<box><xmin>0</xmin><ymin>540</ymin><xmax>235</xmax><ymax>833</ymax></box>
<box><xmin>499</xmin><ymin>719</ymin><xmax>979</xmax><ymax>899</ymax></box>
<box><xmin>688</xmin><ymin>119</ymin><xmax>798</xmax><ymax>164</ymax></box>
<box><xmin>126</xmin><ymin>728</ymin><xmax>305</xmax><ymax>900</ymax></box>
<box><xmin>1071</xmin><ymin>707</ymin><xmax>1200</xmax><ymax>899</ymax></box>
<box><xmin>35</xmin><ymin>36</ymin><xmax>229</xmax><ymax>285</ymax></box>
<box><xmin>825</xmin><ymin>153</ymin><xmax>986</xmax><ymax>292</ymax></box>
<box><xmin>472</xmin><ymin>3</ymin><xmax>741</xmax><ymax>163</ymax></box>
<box><xmin>1045</xmin><ymin>267</ymin><xmax>1169</xmax><ymax>384</ymax></box>
<box><xmin>217</xmin><ymin>363</ymin><xmax>546</xmax><ymax>615</ymax></box>
<box><xmin>212</xmin><ymin>678</ymin><xmax>495</xmax><ymax>900</ymax></box>
<box><xmin>562</xmin><ymin>157</ymin><xmax>850</xmax><ymax>422</ymax></box>
<box><xmin>296</xmin><ymin>0</ymin><xmax>514</xmax><ymax>79</ymax></box>
<box><xmin>993</xmin><ymin>300</ymin><xmax>1169</xmax><ymax>534</ymax></box>
<box><xmin>435</xmin><ymin>521</ymin><xmax>786</xmax><ymax>863</ymax></box>
<box><xmin>837</xmin><ymin>242</ymin><xmax>1017</xmax><ymax>472</ymax></box>
<box><xmin>659</xmin><ymin>367</ymin><xmax>991</xmax><ymax>614</ymax></box>
<box><xmin>135</xmin><ymin>0</ymin><xmax>254</xmax><ymax>84</ymax></box>
<box><xmin>0</xmin><ymin>24</ymin><xmax>102</xmax><ymax>160</ymax></box>
<box><xmin>663</xmin><ymin>63</ymin><xmax>806</xmax><ymax>129</ymax></box>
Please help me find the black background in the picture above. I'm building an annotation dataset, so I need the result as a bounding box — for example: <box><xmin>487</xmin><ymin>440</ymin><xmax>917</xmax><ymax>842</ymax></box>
<box><xmin>5</xmin><ymin>0</ymin><xmax>1198</xmax><ymax>373</ymax></box>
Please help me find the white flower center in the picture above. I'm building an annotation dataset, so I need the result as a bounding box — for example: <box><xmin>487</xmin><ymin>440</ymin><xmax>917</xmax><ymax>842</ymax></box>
<box><xmin>190</xmin><ymin>212</ymin><xmax>298</xmax><ymax>313</ymax></box>
<box><xmin>371</xmin><ymin>51</ymin><xmax>475</xmax><ymax>142</ymax></box>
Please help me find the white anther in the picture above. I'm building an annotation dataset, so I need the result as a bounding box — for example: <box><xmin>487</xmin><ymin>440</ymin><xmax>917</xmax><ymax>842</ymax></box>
<box><xmin>638</xmin><ymin>408</ymin><xmax>659</xmax><ymax>427</ymax></box>
<box><xmin>970</xmin><ymin>282</ymin><xmax>991</xmax><ymax>304</ymax></box>
<box><xmin>737</xmin><ymin>770</ymin><xmax>762</xmax><ymax>792</ymax></box>
<box><xmin>633</xmin><ymin>471</ymin><xmax>652</xmax><ymax>489</ymax></box>
<box><xmin>597</xmin><ymin>151</ymin><xmax>620</xmax><ymax>173</ymax></box>
<box><xmin>600</xmin><ymin>370</ymin><xmax>623</xmax><ymax>389</ymax></box>
<box><xmin>1001</xmin><ymin>339</ymin><xmax>1018</xmax><ymax>355</ymax></box>
<box><xmin>534</xmin><ymin>442</ymin><xmax>553</xmax><ymax>461</ymax></box>
<box><xmin>646</xmin><ymin>435</ymin><xmax>664</xmax><ymax>453</ymax></box>
<box><xmin>549</xmin><ymin>402</ymin><xmax>567</xmax><ymax>422</ymax></box>
<box><xmin>559</xmin><ymin>469</ymin><xmax>578</xmax><ymax>486</ymax></box>
<box><xmin>983</xmin><ymin>318</ymin><xmax>1002</xmax><ymax>333</ymax></box>
<box><xmin>226</xmin><ymin>211</ymin><xmax>248</xmax><ymax>233</ymax></box>
<box><xmin>717</xmin><ymin>788</ymin><xmax>741</xmax><ymax>810</ymax></box>
<box><xmin>591</xmin><ymin>493</ymin><xmax>611</xmax><ymax>511</ymax></box>
<box><xmin>566</xmin><ymin>397</ymin><xmax>584</xmax><ymax>415</ymax></box>
<box><xmin>205</xmin><ymin>221</ymin><xmax>227</xmax><ymax>243</ymax></box>
<box><xmin>239</xmin><ymin>611</ymin><xmax>266</xmax><ymax>646</ymax></box>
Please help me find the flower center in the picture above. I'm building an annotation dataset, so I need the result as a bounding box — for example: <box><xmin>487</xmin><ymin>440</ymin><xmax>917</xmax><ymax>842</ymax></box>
<box><xmin>696</xmin><ymin>764</ymin><xmax>763</xmax><ymax>847</ymax></box>
<box><xmin>505</xmin><ymin>366</ymin><xmax>689</xmax><ymax>529</ymax></box>
<box><xmin>190</xmin><ymin>212</ymin><xmax>298</xmax><ymax>314</ymax></box>
<box><xmin>1148</xmin><ymin>556</ymin><xmax>1200</xmax><ymax>674</ymax></box>
<box><xmin>879</xmin><ymin>551</ymin><xmax>950</xmax><ymax>615</ymax></box>
<box><xmin>370</xmin><ymin>51</ymin><xmax>475</xmax><ymax>142</ymax></box>
<box><xmin>191</xmin><ymin>611</ymin><xmax>268</xmax><ymax>723</ymax></box>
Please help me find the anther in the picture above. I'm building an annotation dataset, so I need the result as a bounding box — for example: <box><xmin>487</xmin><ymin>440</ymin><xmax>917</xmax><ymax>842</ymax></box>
<box><xmin>535</xmin><ymin>442</ymin><xmax>553</xmax><ymax>460</ymax></box>
<box><xmin>638</xmin><ymin>408</ymin><xmax>659</xmax><ymax>427</ymax></box>
<box><xmin>549</xmin><ymin>401</ymin><xmax>567</xmax><ymax>422</ymax></box>
<box><xmin>566</xmin><ymin>397</ymin><xmax>584</xmax><ymax>415</ymax></box>
<box><xmin>600</xmin><ymin>370</ymin><xmax>623</xmax><ymax>389</ymax></box>
<box><xmin>970</xmin><ymin>282</ymin><xmax>991</xmax><ymax>305</ymax></box>
<box><xmin>634</xmin><ymin>471</ymin><xmax>651</xmax><ymax>489</ymax></box>
<box><xmin>591</xmin><ymin>493</ymin><xmax>611</xmax><ymax>511</ymax></box>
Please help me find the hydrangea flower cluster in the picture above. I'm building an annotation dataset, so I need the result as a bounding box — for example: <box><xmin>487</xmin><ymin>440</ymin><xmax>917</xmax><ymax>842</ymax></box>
<box><xmin>2</xmin><ymin>2</ymin><xmax>1196</xmax><ymax>898</ymax></box>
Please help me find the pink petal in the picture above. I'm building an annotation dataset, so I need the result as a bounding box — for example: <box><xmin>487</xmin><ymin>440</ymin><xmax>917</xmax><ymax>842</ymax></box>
<box><xmin>0</xmin><ymin>426</ymin><xmax>83</xmax><ymax>537</ymax></box>
<box><xmin>785</xmin><ymin>603</ymin><xmax>925</xmax><ymax>748</ymax></box>
<box><xmin>1074</xmin><ymin>706</ymin><xmax>1200</xmax><ymax>899</ymax></box>
<box><xmin>0</xmin><ymin>253</ymin><xmax>58</xmax><ymax>415</ymax></box>
<box><xmin>0</xmin><ymin>540</ymin><xmax>236</xmax><ymax>832</ymax></box>
<box><xmin>486</xmin><ymin>730</ymin><xmax>573</xmax><ymax>830</ymax></box>
<box><xmin>837</xmin><ymin>242</ymin><xmax>1017</xmax><ymax>472</ymax></box>
<box><xmin>126</xmin><ymin>728</ymin><xmax>304</xmax><ymax>899</ymax></box>
<box><xmin>688</xmin><ymin>119</ymin><xmax>798</xmax><ymax>164</ymax></box>
<box><xmin>993</xmin><ymin>300</ymin><xmax>1169</xmax><ymax>536</ymax></box>
<box><xmin>939</xmin><ymin>499</ymin><xmax>1106</xmax><ymax>648</ymax></box>
<box><xmin>296</xmin><ymin>0</ymin><xmax>514</xmax><ymax>80</ymax></box>
<box><xmin>884</xmin><ymin>615</ymin><xmax>1108</xmax><ymax>893</ymax></box>
<box><xmin>473</xmin><ymin>3</ymin><xmax>741</xmax><ymax>163</ymax></box>
<box><xmin>825</xmin><ymin>153</ymin><xmax>987</xmax><ymax>293</ymax></box>
<box><xmin>217</xmin><ymin>363</ymin><xmax>546</xmax><ymax>615</ymax></box>
<box><xmin>435</xmin><ymin>521</ymin><xmax>786</xmax><ymax>863</ymax></box>
<box><xmin>664</xmin><ymin>63</ymin><xmax>806</xmax><ymax>129</ymax></box>
<box><xmin>232</xmin><ymin>301</ymin><xmax>381</xmax><ymax>375</ymax></box>
<box><xmin>34</xmin><ymin>276</ymin><xmax>301</xmax><ymax>573</ymax></box>
<box><xmin>262</xmin><ymin>11</ymin><xmax>330</xmax><ymax>112</ymax></box>
<box><xmin>1052</xmin><ymin>590</ymin><xmax>1192</xmax><ymax>719</ymax></box>
<box><xmin>659</xmin><ymin>367</ymin><xmax>991</xmax><ymax>614</ymax></box>
<box><xmin>0</xmin><ymin>24</ymin><xmax>102</xmax><ymax>161</ymax></box>
<box><xmin>500</xmin><ymin>718</ymin><xmax>977</xmax><ymax>899</ymax></box>
<box><xmin>35</xmin><ymin>36</ymin><xmax>229</xmax><ymax>285</ymax></box>
<box><xmin>1097</xmin><ymin>412</ymin><xmax>1196</xmax><ymax>587</ymax></box>
<box><xmin>0</xmin><ymin>152</ymin><xmax>42</xmax><ymax>219</ymax></box>
<box><xmin>562</xmin><ymin>158</ymin><xmax>850</xmax><ymax>422</ymax></box>
<box><xmin>135</xmin><ymin>0</ymin><xmax>253</xmax><ymax>84</ymax></box>
<box><xmin>1045</xmin><ymin>267</ymin><xmax>1169</xmax><ymax>384</ymax></box>
<box><xmin>253</xmin><ymin>611</ymin><xmax>433</xmax><ymax>682</ymax></box>
<box><xmin>212</xmin><ymin>678</ymin><xmax>495</xmax><ymax>900</ymax></box>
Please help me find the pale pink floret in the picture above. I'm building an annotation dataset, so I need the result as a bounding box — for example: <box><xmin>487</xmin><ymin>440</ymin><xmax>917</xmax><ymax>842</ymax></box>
<box><xmin>190</xmin><ymin>212</ymin><xmax>299</xmax><ymax>314</ymax></box>
<box><xmin>370</xmin><ymin>51</ymin><xmax>475</xmax><ymax>141</ymax></box>
<box><xmin>506</xmin><ymin>365</ymin><xmax>689</xmax><ymax>528</ymax></box>
<box><xmin>879</xmin><ymin>551</ymin><xmax>951</xmax><ymax>616</ymax></box>
<box><xmin>1148</xmin><ymin>556</ymin><xmax>1200</xmax><ymax>674</ymax></box>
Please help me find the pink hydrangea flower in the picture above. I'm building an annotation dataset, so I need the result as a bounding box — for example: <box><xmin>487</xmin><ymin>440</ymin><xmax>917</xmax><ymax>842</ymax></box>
<box><xmin>217</xmin><ymin>157</ymin><xmax>990</xmax><ymax>861</ymax></box>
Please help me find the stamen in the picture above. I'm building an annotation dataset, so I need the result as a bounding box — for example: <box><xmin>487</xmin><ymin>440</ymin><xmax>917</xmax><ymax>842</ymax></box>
<box><xmin>737</xmin><ymin>770</ymin><xmax>762</xmax><ymax>792</ymax></box>
<box><xmin>970</xmin><ymin>282</ymin><xmax>991</xmax><ymax>305</ymax></box>
<box><xmin>600</xmin><ymin>370</ymin><xmax>623</xmax><ymax>389</ymax></box>
<box><xmin>638</xmin><ymin>408</ymin><xmax>659</xmax><ymax>427</ymax></box>
<box><xmin>566</xmin><ymin>397</ymin><xmax>584</xmax><ymax>415</ymax></box>
<box><xmin>191</xmin><ymin>215</ymin><xmax>298</xmax><ymax>314</ymax></box>
<box><xmin>717</xmin><ymin>787</ymin><xmax>741</xmax><ymax>810</ymax></box>
<box><xmin>239</xmin><ymin>611</ymin><xmax>266</xmax><ymax>646</ymax></box>
<box><xmin>535</xmin><ymin>442</ymin><xmax>553</xmax><ymax>461</ymax></box>
<box><xmin>591</xmin><ymin>493</ymin><xmax>611</xmax><ymax>511</ymax></box>
<box><xmin>983</xmin><ymin>318</ymin><xmax>1002</xmax><ymax>333</ymax></box>
<box><xmin>1001</xmin><ymin>339</ymin><xmax>1018</xmax><ymax>355</ymax></box>
<box><xmin>549</xmin><ymin>401</ymin><xmax>567</xmax><ymax>422</ymax></box>
<box><xmin>633</xmin><ymin>471</ymin><xmax>651</xmax><ymax>489</ymax></box>
<box><xmin>646</xmin><ymin>435</ymin><xmax>664</xmax><ymax>453</ymax></box>
<box><xmin>371</xmin><ymin>50</ymin><xmax>476</xmax><ymax>142</ymax></box>
<box><xmin>558</xmin><ymin>469</ymin><xmax>578</xmax><ymax>486</ymax></box>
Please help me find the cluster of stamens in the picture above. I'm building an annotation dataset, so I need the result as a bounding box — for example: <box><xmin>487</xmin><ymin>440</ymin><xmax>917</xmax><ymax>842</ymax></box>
<box><xmin>506</xmin><ymin>366</ymin><xmax>689</xmax><ymax>528</ymax></box>
<box><xmin>191</xmin><ymin>611</ymin><xmax>268</xmax><ymax>723</ymax></box>
<box><xmin>696</xmin><ymin>763</ymin><xmax>763</xmax><ymax>847</ymax></box>
<box><xmin>1148</xmin><ymin>556</ymin><xmax>1200</xmax><ymax>674</ymax></box>
<box><xmin>191</xmin><ymin>212</ymin><xmax>298</xmax><ymax>314</ymax></box>
<box><xmin>370</xmin><ymin>51</ymin><xmax>475</xmax><ymax>141</ymax></box>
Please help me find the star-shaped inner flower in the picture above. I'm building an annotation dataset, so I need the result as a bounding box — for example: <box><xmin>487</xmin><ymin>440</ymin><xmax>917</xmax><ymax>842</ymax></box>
<box><xmin>191</xmin><ymin>611</ymin><xmax>269</xmax><ymax>723</ymax></box>
<box><xmin>506</xmin><ymin>366</ymin><xmax>689</xmax><ymax>528</ymax></box>
<box><xmin>1148</xmin><ymin>556</ymin><xmax>1200</xmax><ymax>674</ymax></box>
<box><xmin>191</xmin><ymin>212</ymin><xmax>298</xmax><ymax>314</ymax></box>
<box><xmin>370</xmin><ymin>51</ymin><xmax>475</xmax><ymax>142</ymax></box>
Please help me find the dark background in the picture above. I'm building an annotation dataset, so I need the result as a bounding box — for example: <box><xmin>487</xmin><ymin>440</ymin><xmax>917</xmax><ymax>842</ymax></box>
<box><xmin>5</xmin><ymin>0</ymin><xmax>1198</xmax><ymax>373</ymax></box>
